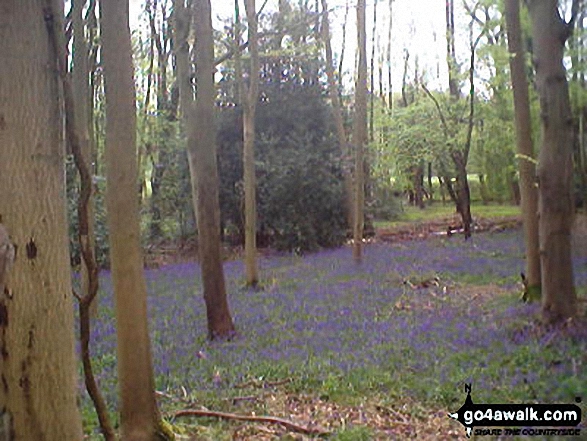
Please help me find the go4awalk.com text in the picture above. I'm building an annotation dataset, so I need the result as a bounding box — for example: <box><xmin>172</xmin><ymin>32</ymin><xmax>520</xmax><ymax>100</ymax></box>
<box><xmin>448</xmin><ymin>384</ymin><xmax>582</xmax><ymax>438</ymax></box>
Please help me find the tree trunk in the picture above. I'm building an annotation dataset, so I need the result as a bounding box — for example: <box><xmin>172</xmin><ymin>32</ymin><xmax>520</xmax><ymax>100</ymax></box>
<box><xmin>353</xmin><ymin>0</ymin><xmax>368</xmax><ymax>262</ymax></box>
<box><xmin>338</xmin><ymin>0</ymin><xmax>350</xmax><ymax>92</ymax></box>
<box><xmin>369</xmin><ymin>0</ymin><xmax>377</xmax><ymax>143</ymax></box>
<box><xmin>100</xmin><ymin>0</ymin><xmax>159</xmax><ymax>438</ymax></box>
<box><xmin>321</xmin><ymin>0</ymin><xmax>354</xmax><ymax>231</ymax></box>
<box><xmin>387</xmin><ymin>0</ymin><xmax>393</xmax><ymax>112</ymax></box>
<box><xmin>174</xmin><ymin>0</ymin><xmax>236</xmax><ymax>339</ymax></box>
<box><xmin>413</xmin><ymin>164</ymin><xmax>425</xmax><ymax>209</ymax></box>
<box><xmin>478</xmin><ymin>174</ymin><xmax>490</xmax><ymax>205</ymax></box>
<box><xmin>446</xmin><ymin>0</ymin><xmax>459</xmax><ymax>98</ymax></box>
<box><xmin>454</xmin><ymin>159</ymin><xmax>473</xmax><ymax>238</ymax></box>
<box><xmin>243</xmin><ymin>0</ymin><xmax>260</xmax><ymax>287</ymax></box>
<box><xmin>0</xmin><ymin>1</ymin><xmax>83</xmax><ymax>438</ymax></box>
<box><xmin>73</xmin><ymin>0</ymin><xmax>98</xmax><ymax>317</ymax></box>
<box><xmin>528</xmin><ymin>0</ymin><xmax>577</xmax><ymax>323</ymax></box>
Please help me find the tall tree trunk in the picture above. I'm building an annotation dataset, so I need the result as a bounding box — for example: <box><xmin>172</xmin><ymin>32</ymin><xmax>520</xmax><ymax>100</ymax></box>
<box><xmin>100</xmin><ymin>0</ymin><xmax>160</xmax><ymax>438</ymax></box>
<box><xmin>387</xmin><ymin>0</ymin><xmax>393</xmax><ymax>112</ymax></box>
<box><xmin>0</xmin><ymin>1</ymin><xmax>84</xmax><ymax>438</ymax></box>
<box><xmin>243</xmin><ymin>0</ymin><xmax>260</xmax><ymax>287</ymax></box>
<box><xmin>353</xmin><ymin>0</ymin><xmax>368</xmax><ymax>262</ymax></box>
<box><xmin>338</xmin><ymin>0</ymin><xmax>350</xmax><ymax>92</ymax></box>
<box><xmin>369</xmin><ymin>0</ymin><xmax>377</xmax><ymax>142</ymax></box>
<box><xmin>446</xmin><ymin>0</ymin><xmax>459</xmax><ymax>98</ymax></box>
<box><xmin>174</xmin><ymin>0</ymin><xmax>236</xmax><ymax>339</ymax></box>
<box><xmin>321</xmin><ymin>0</ymin><xmax>354</xmax><ymax>231</ymax></box>
<box><xmin>528</xmin><ymin>0</ymin><xmax>577</xmax><ymax>323</ymax></box>
<box><xmin>73</xmin><ymin>0</ymin><xmax>98</xmax><ymax>317</ymax></box>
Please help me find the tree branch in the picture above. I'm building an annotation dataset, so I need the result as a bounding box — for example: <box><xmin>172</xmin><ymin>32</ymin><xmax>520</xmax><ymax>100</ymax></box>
<box><xmin>174</xmin><ymin>409</ymin><xmax>330</xmax><ymax>436</ymax></box>
<box><xmin>421</xmin><ymin>84</ymin><xmax>449</xmax><ymax>137</ymax></box>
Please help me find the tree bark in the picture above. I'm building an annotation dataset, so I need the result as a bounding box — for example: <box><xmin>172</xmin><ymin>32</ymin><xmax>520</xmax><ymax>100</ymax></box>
<box><xmin>174</xmin><ymin>0</ymin><xmax>236</xmax><ymax>339</ymax></box>
<box><xmin>321</xmin><ymin>0</ymin><xmax>354</xmax><ymax>231</ymax></box>
<box><xmin>528</xmin><ymin>0</ymin><xmax>577</xmax><ymax>323</ymax></box>
<box><xmin>353</xmin><ymin>0</ymin><xmax>368</xmax><ymax>262</ymax></box>
<box><xmin>100</xmin><ymin>0</ymin><xmax>159</xmax><ymax>438</ymax></box>
<box><xmin>387</xmin><ymin>0</ymin><xmax>393</xmax><ymax>112</ymax></box>
<box><xmin>243</xmin><ymin>0</ymin><xmax>260</xmax><ymax>287</ymax></box>
<box><xmin>0</xmin><ymin>1</ymin><xmax>84</xmax><ymax>438</ymax></box>
<box><xmin>446</xmin><ymin>0</ymin><xmax>459</xmax><ymax>98</ymax></box>
<box><xmin>72</xmin><ymin>0</ymin><xmax>98</xmax><ymax>317</ymax></box>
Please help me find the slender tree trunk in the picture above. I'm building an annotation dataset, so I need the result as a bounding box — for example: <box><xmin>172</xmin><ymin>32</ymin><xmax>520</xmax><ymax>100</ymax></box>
<box><xmin>73</xmin><ymin>0</ymin><xmax>98</xmax><ymax>317</ymax></box>
<box><xmin>478</xmin><ymin>174</ymin><xmax>489</xmax><ymax>205</ymax></box>
<box><xmin>387</xmin><ymin>0</ymin><xmax>393</xmax><ymax>112</ymax></box>
<box><xmin>101</xmin><ymin>0</ymin><xmax>160</xmax><ymax>438</ymax></box>
<box><xmin>174</xmin><ymin>0</ymin><xmax>236</xmax><ymax>339</ymax></box>
<box><xmin>427</xmin><ymin>162</ymin><xmax>434</xmax><ymax>202</ymax></box>
<box><xmin>243</xmin><ymin>0</ymin><xmax>260</xmax><ymax>287</ymax></box>
<box><xmin>528</xmin><ymin>0</ymin><xmax>577</xmax><ymax>323</ymax></box>
<box><xmin>369</xmin><ymin>0</ymin><xmax>377</xmax><ymax>142</ymax></box>
<box><xmin>353</xmin><ymin>0</ymin><xmax>368</xmax><ymax>262</ymax></box>
<box><xmin>338</xmin><ymin>0</ymin><xmax>350</xmax><ymax>91</ymax></box>
<box><xmin>321</xmin><ymin>0</ymin><xmax>354</xmax><ymax>231</ymax></box>
<box><xmin>446</xmin><ymin>0</ymin><xmax>459</xmax><ymax>98</ymax></box>
<box><xmin>0</xmin><ymin>1</ymin><xmax>84</xmax><ymax>438</ymax></box>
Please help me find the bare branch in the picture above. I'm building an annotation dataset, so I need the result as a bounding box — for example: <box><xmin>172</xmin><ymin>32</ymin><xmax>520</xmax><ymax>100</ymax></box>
<box><xmin>421</xmin><ymin>84</ymin><xmax>449</xmax><ymax>136</ymax></box>
<box><xmin>174</xmin><ymin>409</ymin><xmax>330</xmax><ymax>436</ymax></box>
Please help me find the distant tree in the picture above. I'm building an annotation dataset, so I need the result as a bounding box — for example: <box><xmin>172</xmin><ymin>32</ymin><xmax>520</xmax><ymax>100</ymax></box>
<box><xmin>528</xmin><ymin>0</ymin><xmax>578</xmax><ymax>323</ymax></box>
<box><xmin>0</xmin><ymin>0</ymin><xmax>83</xmax><ymax>437</ymax></box>
<box><xmin>100</xmin><ymin>0</ymin><xmax>160</xmax><ymax>438</ymax></box>
<box><xmin>243</xmin><ymin>0</ymin><xmax>260</xmax><ymax>287</ymax></box>
<box><xmin>174</xmin><ymin>0</ymin><xmax>236</xmax><ymax>339</ymax></box>
<box><xmin>505</xmin><ymin>0</ymin><xmax>541</xmax><ymax>300</ymax></box>
<box><xmin>353</xmin><ymin>0</ymin><xmax>368</xmax><ymax>262</ymax></box>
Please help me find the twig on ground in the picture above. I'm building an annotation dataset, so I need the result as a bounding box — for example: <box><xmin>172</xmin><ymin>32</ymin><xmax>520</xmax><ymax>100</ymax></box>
<box><xmin>173</xmin><ymin>409</ymin><xmax>329</xmax><ymax>436</ymax></box>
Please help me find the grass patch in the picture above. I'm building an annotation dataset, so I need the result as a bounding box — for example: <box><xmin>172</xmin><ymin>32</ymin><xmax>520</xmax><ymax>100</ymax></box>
<box><xmin>374</xmin><ymin>202</ymin><xmax>521</xmax><ymax>229</ymax></box>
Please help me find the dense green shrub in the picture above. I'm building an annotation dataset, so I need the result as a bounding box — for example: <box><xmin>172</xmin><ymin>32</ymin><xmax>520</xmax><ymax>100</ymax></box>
<box><xmin>217</xmin><ymin>74</ymin><xmax>348</xmax><ymax>252</ymax></box>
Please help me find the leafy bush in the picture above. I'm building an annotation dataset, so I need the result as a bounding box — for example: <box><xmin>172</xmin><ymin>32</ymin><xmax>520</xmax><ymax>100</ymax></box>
<box><xmin>217</xmin><ymin>73</ymin><xmax>348</xmax><ymax>252</ymax></box>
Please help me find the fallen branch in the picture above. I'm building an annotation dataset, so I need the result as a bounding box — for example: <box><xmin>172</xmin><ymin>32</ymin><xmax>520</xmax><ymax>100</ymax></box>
<box><xmin>174</xmin><ymin>409</ymin><xmax>329</xmax><ymax>436</ymax></box>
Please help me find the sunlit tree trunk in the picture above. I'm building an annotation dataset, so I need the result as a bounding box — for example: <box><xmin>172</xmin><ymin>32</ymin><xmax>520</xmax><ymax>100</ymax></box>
<box><xmin>243</xmin><ymin>0</ymin><xmax>260</xmax><ymax>287</ymax></box>
<box><xmin>0</xmin><ymin>1</ymin><xmax>83</xmax><ymax>438</ymax></box>
<box><xmin>100</xmin><ymin>0</ymin><xmax>159</xmax><ymax>438</ymax></box>
<box><xmin>174</xmin><ymin>0</ymin><xmax>236</xmax><ymax>339</ymax></box>
<box><xmin>505</xmin><ymin>0</ymin><xmax>541</xmax><ymax>300</ymax></box>
<box><xmin>353</xmin><ymin>0</ymin><xmax>368</xmax><ymax>262</ymax></box>
<box><xmin>528</xmin><ymin>0</ymin><xmax>577</xmax><ymax>323</ymax></box>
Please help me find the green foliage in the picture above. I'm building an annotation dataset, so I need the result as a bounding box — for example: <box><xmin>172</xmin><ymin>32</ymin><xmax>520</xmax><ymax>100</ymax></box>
<box><xmin>217</xmin><ymin>64</ymin><xmax>347</xmax><ymax>253</ymax></box>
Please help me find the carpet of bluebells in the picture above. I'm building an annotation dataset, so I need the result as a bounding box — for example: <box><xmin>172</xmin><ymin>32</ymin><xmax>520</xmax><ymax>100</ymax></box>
<box><xmin>79</xmin><ymin>229</ymin><xmax>587</xmax><ymax>420</ymax></box>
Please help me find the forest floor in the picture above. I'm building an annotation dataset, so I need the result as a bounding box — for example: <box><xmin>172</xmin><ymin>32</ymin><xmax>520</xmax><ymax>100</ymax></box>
<box><xmin>82</xmin><ymin>204</ymin><xmax>587</xmax><ymax>440</ymax></box>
